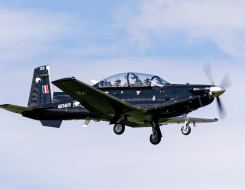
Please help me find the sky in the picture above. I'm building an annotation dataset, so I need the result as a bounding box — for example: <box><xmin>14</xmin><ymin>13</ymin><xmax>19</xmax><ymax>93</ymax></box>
<box><xmin>0</xmin><ymin>0</ymin><xmax>244</xmax><ymax>189</ymax></box>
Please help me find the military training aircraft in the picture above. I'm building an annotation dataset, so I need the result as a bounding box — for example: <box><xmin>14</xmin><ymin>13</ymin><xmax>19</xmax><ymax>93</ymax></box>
<box><xmin>0</xmin><ymin>65</ymin><xmax>229</xmax><ymax>145</ymax></box>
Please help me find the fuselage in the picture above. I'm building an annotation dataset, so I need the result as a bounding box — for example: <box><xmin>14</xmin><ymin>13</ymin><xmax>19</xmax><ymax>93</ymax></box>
<box><xmin>23</xmin><ymin>83</ymin><xmax>214</xmax><ymax>125</ymax></box>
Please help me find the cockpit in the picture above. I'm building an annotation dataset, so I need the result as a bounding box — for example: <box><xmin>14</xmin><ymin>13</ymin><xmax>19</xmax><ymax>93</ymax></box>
<box><xmin>96</xmin><ymin>72</ymin><xmax>169</xmax><ymax>88</ymax></box>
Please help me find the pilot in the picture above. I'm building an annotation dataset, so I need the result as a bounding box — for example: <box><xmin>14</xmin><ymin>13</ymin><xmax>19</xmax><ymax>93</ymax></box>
<box><xmin>101</xmin><ymin>80</ymin><xmax>112</xmax><ymax>87</ymax></box>
<box><xmin>143</xmin><ymin>77</ymin><xmax>150</xmax><ymax>86</ymax></box>
<box><xmin>106</xmin><ymin>81</ymin><xmax>112</xmax><ymax>87</ymax></box>
<box><xmin>114</xmin><ymin>79</ymin><xmax>121</xmax><ymax>87</ymax></box>
<box><xmin>131</xmin><ymin>74</ymin><xmax>143</xmax><ymax>86</ymax></box>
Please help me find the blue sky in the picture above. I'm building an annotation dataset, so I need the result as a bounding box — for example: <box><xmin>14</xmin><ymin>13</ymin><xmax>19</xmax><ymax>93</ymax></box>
<box><xmin>0</xmin><ymin>0</ymin><xmax>245</xmax><ymax>190</ymax></box>
<box><xmin>0</xmin><ymin>0</ymin><xmax>235</xmax><ymax>65</ymax></box>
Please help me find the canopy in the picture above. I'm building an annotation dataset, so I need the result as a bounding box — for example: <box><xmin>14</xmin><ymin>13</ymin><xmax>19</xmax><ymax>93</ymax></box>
<box><xmin>98</xmin><ymin>72</ymin><xmax>169</xmax><ymax>88</ymax></box>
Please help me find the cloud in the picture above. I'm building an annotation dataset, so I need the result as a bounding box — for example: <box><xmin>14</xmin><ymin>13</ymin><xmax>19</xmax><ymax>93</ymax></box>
<box><xmin>116</xmin><ymin>0</ymin><xmax>245</xmax><ymax>57</ymax></box>
<box><xmin>0</xmin><ymin>8</ymin><xmax>83</xmax><ymax>62</ymax></box>
<box><xmin>62</xmin><ymin>45</ymin><xmax>123</xmax><ymax>58</ymax></box>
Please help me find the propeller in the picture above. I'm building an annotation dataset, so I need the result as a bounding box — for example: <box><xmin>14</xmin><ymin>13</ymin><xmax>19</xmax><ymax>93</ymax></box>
<box><xmin>203</xmin><ymin>64</ymin><xmax>231</xmax><ymax>118</ymax></box>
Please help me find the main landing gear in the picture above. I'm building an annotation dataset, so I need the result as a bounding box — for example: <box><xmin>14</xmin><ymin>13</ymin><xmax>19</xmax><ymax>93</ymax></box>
<box><xmin>113</xmin><ymin>123</ymin><xmax>125</xmax><ymax>135</ymax></box>
<box><xmin>112</xmin><ymin>114</ymin><xmax>191</xmax><ymax>145</ymax></box>
<box><xmin>150</xmin><ymin>123</ymin><xmax>162</xmax><ymax>145</ymax></box>
<box><xmin>181</xmin><ymin>114</ymin><xmax>191</xmax><ymax>135</ymax></box>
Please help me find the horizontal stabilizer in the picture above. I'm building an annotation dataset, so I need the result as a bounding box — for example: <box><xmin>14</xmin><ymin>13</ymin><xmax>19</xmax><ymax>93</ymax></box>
<box><xmin>40</xmin><ymin>120</ymin><xmax>62</xmax><ymax>128</ymax></box>
<box><xmin>0</xmin><ymin>104</ymin><xmax>32</xmax><ymax>114</ymax></box>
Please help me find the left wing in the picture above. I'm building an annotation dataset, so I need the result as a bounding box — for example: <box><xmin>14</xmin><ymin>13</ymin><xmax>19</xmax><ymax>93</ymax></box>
<box><xmin>161</xmin><ymin>116</ymin><xmax>218</xmax><ymax>125</ymax></box>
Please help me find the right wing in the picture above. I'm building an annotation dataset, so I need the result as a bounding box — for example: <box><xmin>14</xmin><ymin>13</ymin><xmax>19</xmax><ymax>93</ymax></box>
<box><xmin>52</xmin><ymin>78</ymin><xmax>147</xmax><ymax>122</ymax></box>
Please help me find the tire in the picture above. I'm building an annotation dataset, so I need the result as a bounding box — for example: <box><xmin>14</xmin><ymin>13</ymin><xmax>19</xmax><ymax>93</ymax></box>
<box><xmin>150</xmin><ymin>134</ymin><xmax>161</xmax><ymax>145</ymax></box>
<box><xmin>181</xmin><ymin>125</ymin><xmax>191</xmax><ymax>135</ymax></box>
<box><xmin>113</xmin><ymin>123</ymin><xmax>125</xmax><ymax>135</ymax></box>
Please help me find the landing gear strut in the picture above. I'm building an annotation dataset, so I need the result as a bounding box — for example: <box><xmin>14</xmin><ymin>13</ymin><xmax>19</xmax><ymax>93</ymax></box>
<box><xmin>113</xmin><ymin>123</ymin><xmax>125</xmax><ymax>135</ymax></box>
<box><xmin>181</xmin><ymin>114</ymin><xmax>191</xmax><ymax>135</ymax></box>
<box><xmin>150</xmin><ymin>123</ymin><xmax>162</xmax><ymax>145</ymax></box>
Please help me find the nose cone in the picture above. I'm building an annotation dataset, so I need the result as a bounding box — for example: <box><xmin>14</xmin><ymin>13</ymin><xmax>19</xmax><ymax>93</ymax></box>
<box><xmin>210</xmin><ymin>86</ymin><xmax>226</xmax><ymax>98</ymax></box>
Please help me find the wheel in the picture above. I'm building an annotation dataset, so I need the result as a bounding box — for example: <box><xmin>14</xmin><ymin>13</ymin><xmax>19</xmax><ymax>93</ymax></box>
<box><xmin>150</xmin><ymin>133</ymin><xmax>161</xmax><ymax>145</ymax></box>
<box><xmin>181</xmin><ymin>125</ymin><xmax>191</xmax><ymax>135</ymax></box>
<box><xmin>113</xmin><ymin>123</ymin><xmax>125</xmax><ymax>135</ymax></box>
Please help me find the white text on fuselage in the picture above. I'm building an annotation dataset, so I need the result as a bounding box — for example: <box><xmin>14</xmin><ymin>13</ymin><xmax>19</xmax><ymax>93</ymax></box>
<box><xmin>58</xmin><ymin>103</ymin><xmax>71</xmax><ymax>109</ymax></box>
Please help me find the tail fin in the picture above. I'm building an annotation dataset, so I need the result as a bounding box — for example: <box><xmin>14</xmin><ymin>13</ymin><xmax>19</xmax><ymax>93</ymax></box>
<box><xmin>28</xmin><ymin>65</ymin><xmax>54</xmax><ymax>108</ymax></box>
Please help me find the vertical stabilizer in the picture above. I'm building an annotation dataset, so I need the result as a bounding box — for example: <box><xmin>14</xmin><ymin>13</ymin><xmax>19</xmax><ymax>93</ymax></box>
<box><xmin>28</xmin><ymin>65</ymin><xmax>54</xmax><ymax>108</ymax></box>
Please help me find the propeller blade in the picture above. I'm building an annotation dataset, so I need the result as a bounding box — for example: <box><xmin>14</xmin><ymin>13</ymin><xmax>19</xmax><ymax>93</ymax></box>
<box><xmin>216</xmin><ymin>97</ymin><xmax>226</xmax><ymax>118</ymax></box>
<box><xmin>220</xmin><ymin>73</ymin><xmax>232</xmax><ymax>89</ymax></box>
<box><xmin>203</xmin><ymin>64</ymin><xmax>215</xmax><ymax>85</ymax></box>
<box><xmin>203</xmin><ymin>64</ymin><xmax>229</xmax><ymax>118</ymax></box>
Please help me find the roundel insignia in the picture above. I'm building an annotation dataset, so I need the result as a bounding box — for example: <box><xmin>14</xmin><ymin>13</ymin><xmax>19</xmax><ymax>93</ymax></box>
<box><xmin>35</xmin><ymin>77</ymin><xmax>41</xmax><ymax>83</ymax></box>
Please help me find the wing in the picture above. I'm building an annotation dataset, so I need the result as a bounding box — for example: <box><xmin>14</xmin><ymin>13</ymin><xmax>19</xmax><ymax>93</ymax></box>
<box><xmin>0</xmin><ymin>104</ymin><xmax>32</xmax><ymax>114</ymax></box>
<box><xmin>161</xmin><ymin>116</ymin><xmax>218</xmax><ymax>125</ymax></box>
<box><xmin>52</xmin><ymin>78</ymin><xmax>147</xmax><ymax>122</ymax></box>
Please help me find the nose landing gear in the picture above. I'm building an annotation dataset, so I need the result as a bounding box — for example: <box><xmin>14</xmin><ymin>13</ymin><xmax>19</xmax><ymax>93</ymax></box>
<box><xmin>181</xmin><ymin>125</ymin><xmax>191</xmax><ymax>135</ymax></box>
<box><xmin>181</xmin><ymin>114</ymin><xmax>191</xmax><ymax>135</ymax></box>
